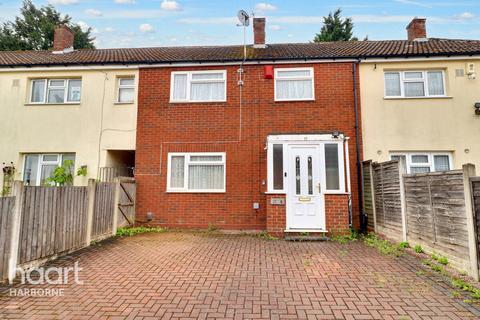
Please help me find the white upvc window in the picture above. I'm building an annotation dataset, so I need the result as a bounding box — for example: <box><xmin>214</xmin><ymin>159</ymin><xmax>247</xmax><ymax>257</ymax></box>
<box><xmin>170</xmin><ymin>70</ymin><xmax>227</xmax><ymax>103</ymax></box>
<box><xmin>30</xmin><ymin>79</ymin><xmax>82</xmax><ymax>104</ymax></box>
<box><xmin>384</xmin><ymin>70</ymin><xmax>446</xmax><ymax>98</ymax></box>
<box><xmin>390</xmin><ymin>152</ymin><xmax>452</xmax><ymax>174</ymax></box>
<box><xmin>167</xmin><ymin>152</ymin><xmax>226</xmax><ymax>192</ymax></box>
<box><xmin>117</xmin><ymin>77</ymin><xmax>135</xmax><ymax>103</ymax></box>
<box><xmin>274</xmin><ymin>67</ymin><xmax>314</xmax><ymax>101</ymax></box>
<box><xmin>23</xmin><ymin>153</ymin><xmax>76</xmax><ymax>186</ymax></box>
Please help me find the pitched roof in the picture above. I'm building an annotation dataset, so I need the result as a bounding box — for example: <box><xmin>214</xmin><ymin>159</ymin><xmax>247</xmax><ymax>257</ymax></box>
<box><xmin>1</xmin><ymin>38</ymin><xmax>480</xmax><ymax>68</ymax></box>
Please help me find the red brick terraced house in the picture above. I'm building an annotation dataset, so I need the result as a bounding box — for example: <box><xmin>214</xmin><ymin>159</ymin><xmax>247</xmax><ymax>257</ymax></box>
<box><xmin>136</xmin><ymin>18</ymin><xmax>364</xmax><ymax>236</ymax></box>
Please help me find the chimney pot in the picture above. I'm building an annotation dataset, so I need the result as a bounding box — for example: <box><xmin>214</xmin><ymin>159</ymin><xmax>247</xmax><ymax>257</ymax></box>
<box><xmin>406</xmin><ymin>18</ymin><xmax>427</xmax><ymax>41</ymax></box>
<box><xmin>253</xmin><ymin>17</ymin><xmax>266</xmax><ymax>48</ymax></box>
<box><xmin>53</xmin><ymin>25</ymin><xmax>74</xmax><ymax>53</ymax></box>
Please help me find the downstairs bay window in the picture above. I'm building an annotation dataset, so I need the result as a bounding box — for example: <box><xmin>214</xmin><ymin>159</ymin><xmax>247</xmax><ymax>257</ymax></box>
<box><xmin>167</xmin><ymin>153</ymin><xmax>226</xmax><ymax>192</ymax></box>
<box><xmin>390</xmin><ymin>152</ymin><xmax>452</xmax><ymax>174</ymax></box>
<box><xmin>23</xmin><ymin>153</ymin><xmax>75</xmax><ymax>186</ymax></box>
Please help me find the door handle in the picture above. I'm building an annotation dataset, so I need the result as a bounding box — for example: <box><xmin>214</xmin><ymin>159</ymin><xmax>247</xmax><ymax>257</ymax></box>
<box><xmin>317</xmin><ymin>183</ymin><xmax>321</xmax><ymax>193</ymax></box>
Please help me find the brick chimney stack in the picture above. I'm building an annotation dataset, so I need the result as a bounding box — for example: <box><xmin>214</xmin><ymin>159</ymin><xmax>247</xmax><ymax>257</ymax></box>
<box><xmin>253</xmin><ymin>17</ymin><xmax>266</xmax><ymax>48</ymax></box>
<box><xmin>53</xmin><ymin>25</ymin><xmax>74</xmax><ymax>53</ymax></box>
<box><xmin>406</xmin><ymin>18</ymin><xmax>427</xmax><ymax>41</ymax></box>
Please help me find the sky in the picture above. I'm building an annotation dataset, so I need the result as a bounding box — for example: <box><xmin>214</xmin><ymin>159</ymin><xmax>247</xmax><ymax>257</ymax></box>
<box><xmin>0</xmin><ymin>0</ymin><xmax>480</xmax><ymax>48</ymax></box>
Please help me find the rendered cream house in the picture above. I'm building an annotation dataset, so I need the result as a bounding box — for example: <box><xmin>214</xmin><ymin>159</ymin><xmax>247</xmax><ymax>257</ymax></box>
<box><xmin>0</xmin><ymin>26</ymin><xmax>138</xmax><ymax>188</ymax></box>
<box><xmin>360</xmin><ymin>18</ymin><xmax>480</xmax><ymax>173</ymax></box>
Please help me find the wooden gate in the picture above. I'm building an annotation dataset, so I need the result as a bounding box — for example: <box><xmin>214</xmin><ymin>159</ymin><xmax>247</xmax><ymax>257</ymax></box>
<box><xmin>117</xmin><ymin>178</ymin><xmax>136</xmax><ymax>227</ymax></box>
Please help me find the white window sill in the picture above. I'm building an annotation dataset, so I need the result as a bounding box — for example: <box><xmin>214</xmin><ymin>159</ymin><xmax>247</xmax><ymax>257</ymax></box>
<box><xmin>169</xmin><ymin>100</ymin><xmax>227</xmax><ymax>104</ymax></box>
<box><xmin>25</xmin><ymin>103</ymin><xmax>81</xmax><ymax>106</ymax></box>
<box><xmin>166</xmin><ymin>190</ymin><xmax>226</xmax><ymax>194</ymax></box>
<box><xmin>274</xmin><ymin>98</ymin><xmax>315</xmax><ymax>102</ymax></box>
<box><xmin>284</xmin><ymin>229</ymin><xmax>328</xmax><ymax>233</ymax></box>
<box><xmin>383</xmin><ymin>96</ymin><xmax>452</xmax><ymax>100</ymax></box>
<box><xmin>114</xmin><ymin>101</ymin><xmax>135</xmax><ymax>105</ymax></box>
<box><xmin>265</xmin><ymin>191</ymin><xmax>286</xmax><ymax>195</ymax></box>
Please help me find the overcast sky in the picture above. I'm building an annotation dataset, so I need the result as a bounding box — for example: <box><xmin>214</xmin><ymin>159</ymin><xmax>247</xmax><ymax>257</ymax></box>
<box><xmin>1</xmin><ymin>0</ymin><xmax>479</xmax><ymax>48</ymax></box>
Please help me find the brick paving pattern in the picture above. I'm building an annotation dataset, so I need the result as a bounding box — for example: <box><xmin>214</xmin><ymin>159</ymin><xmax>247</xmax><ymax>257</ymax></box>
<box><xmin>0</xmin><ymin>232</ymin><xmax>479</xmax><ymax>319</ymax></box>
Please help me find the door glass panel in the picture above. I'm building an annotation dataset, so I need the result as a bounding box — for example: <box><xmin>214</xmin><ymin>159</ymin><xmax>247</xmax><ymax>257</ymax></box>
<box><xmin>273</xmin><ymin>144</ymin><xmax>283</xmax><ymax>190</ymax></box>
<box><xmin>325</xmin><ymin>144</ymin><xmax>340</xmax><ymax>190</ymax></box>
<box><xmin>295</xmin><ymin>156</ymin><xmax>301</xmax><ymax>195</ymax></box>
<box><xmin>307</xmin><ymin>156</ymin><xmax>313</xmax><ymax>195</ymax></box>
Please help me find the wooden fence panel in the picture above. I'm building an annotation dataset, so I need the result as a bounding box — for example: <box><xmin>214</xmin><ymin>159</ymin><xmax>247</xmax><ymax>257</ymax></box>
<box><xmin>405</xmin><ymin>171</ymin><xmax>469</xmax><ymax>263</ymax></box>
<box><xmin>362</xmin><ymin>162</ymin><xmax>375</xmax><ymax>231</ymax></box>
<box><xmin>372</xmin><ymin>161</ymin><xmax>403</xmax><ymax>239</ymax></box>
<box><xmin>92</xmin><ymin>182</ymin><xmax>115</xmax><ymax>240</ymax></box>
<box><xmin>472</xmin><ymin>178</ymin><xmax>480</xmax><ymax>272</ymax></box>
<box><xmin>17</xmin><ymin>186</ymin><xmax>89</xmax><ymax>265</ymax></box>
<box><xmin>0</xmin><ymin>197</ymin><xmax>15</xmax><ymax>280</ymax></box>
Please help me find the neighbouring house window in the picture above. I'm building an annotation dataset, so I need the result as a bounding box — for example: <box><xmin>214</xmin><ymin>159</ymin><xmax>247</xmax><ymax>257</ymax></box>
<box><xmin>23</xmin><ymin>153</ymin><xmax>76</xmax><ymax>186</ymax></box>
<box><xmin>275</xmin><ymin>68</ymin><xmax>314</xmax><ymax>101</ymax></box>
<box><xmin>30</xmin><ymin>79</ymin><xmax>82</xmax><ymax>104</ymax></box>
<box><xmin>384</xmin><ymin>71</ymin><xmax>445</xmax><ymax>98</ymax></box>
<box><xmin>170</xmin><ymin>71</ymin><xmax>227</xmax><ymax>102</ymax></box>
<box><xmin>167</xmin><ymin>153</ymin><xmax>226</xmax><ymax>192</ymax></box>
<box><xmin>390</xmin><ymin>152</ymin><xmax>452</xmax><ymax>174</ymax></box>
<box><xmin>117</xmin><ymin>77</ymin><xmax>135</xmax><ymax>103</ymax></box>
<box><xmin>325</xmin><ymin>143</ymin><xmax>340</xmax><ymax>191</ymax></box>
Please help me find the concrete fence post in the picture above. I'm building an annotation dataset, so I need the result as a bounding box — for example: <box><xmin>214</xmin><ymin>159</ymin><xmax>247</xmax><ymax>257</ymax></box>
<box><xmin>368</xmin><ymin>161</ymin><xmax>378</xmax><ymax>233</ymax></box>
<box><xmin>85</xmin><ymin>179</ymin><xmax>96</xmax><ymax>246</ymax></box>
<box><xmin>8</xmin><ymin>181</ymin><xmax>24</xmax><ymax>284</ymax></box>
<box><xmin>112</xmin><ymin>177</ymin><xmax>121</xmax><ymax>236</ymax></box>
<box><xmin>398</xmin><ymin>158</ymin><xmax>408</xmax><ymax>242</ymax></box>
<box><xmin>463</xmin><ymin>164</ymin><xmax>478</xmax><ymax>281</ymax></box>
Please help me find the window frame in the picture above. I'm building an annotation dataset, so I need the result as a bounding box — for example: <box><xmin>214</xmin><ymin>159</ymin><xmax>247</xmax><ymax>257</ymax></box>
<box><xmin>323</xmin><ymin>142</ymin><xmax>346</xmax><ymax>194</ymax></box>
<box><xmin>116</xmin><ymin>77</ymin><xmax>136</xmax><ymax>104</ymax></box>
<box><xmin>390</xmin><ymin>152</ymin><xmax>453</xmax><ymax>174</ymax></box>
<box><xmin>384</xmin><ymin>70</ymin><xmax>446</xmax><ymax>98</ymax></box>
<box><xmin>23</xmin><ymin>153</ymin><xmax>76</xmax><ymax>186</ymax></box>
<box><xmin>274</xmin><ymin>67</ymin><xmax>315</xmax><ymax>102</ymax></box>
<box><xmin>166</xmin><ymin>152</ymin><xmax>226</xmax><ymax>193</ymax></box>
<box><xmin>169</xmin><ymin>70</ymin><xmax>227</xmax><ymax>103</ymax></box>
<box><xmin>29</xmin><ymin>78</ymin><xmax>82</xmax><ymax>104</ymax></box>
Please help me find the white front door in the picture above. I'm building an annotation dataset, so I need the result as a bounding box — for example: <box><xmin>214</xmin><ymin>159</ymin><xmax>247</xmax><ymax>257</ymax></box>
<box><xmin>286</xmin><ymin>144</ymin><xmax>325</xmax><ymax>230</ymax></box>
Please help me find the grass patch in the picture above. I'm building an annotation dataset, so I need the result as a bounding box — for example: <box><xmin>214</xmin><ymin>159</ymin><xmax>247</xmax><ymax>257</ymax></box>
<box><xmin>116</xmin><ymin>226</ymin><xmax>167</xmax><ymax>237</ymax></box>
<box><xmin>413</xmin><ymin>245</ymin><xmax>423</xmax><ymax>253</ymax></box>
<box><xmin>363</xmin><ymin>233</ymin><xmax>404</xmax><ymax>256</ymax></box>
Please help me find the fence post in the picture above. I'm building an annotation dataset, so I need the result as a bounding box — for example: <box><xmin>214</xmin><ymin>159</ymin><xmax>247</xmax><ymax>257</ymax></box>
<box><xmin>463</xmin><ymin>164</ymin><xmax>478</xmax><ymax>281</ymax></box>
<box><xmin>85</xmin><ymin>179</ymin><xmax>96</xmax><ymax>246</ymax></box>
<box><xmin>8</xmin><ymin>181</ymin><xmax>24</xmax><ymax>284</ymax></box>
<box><xmin>368</xmin><ymin>161</ymin><xmax>377</xmax><ymax>233</ymax></box>
<box><xmin>398</xmin><ymin>159</ymin><xmax>407</xmax><ymax>242</ymax></box>
<box><xmin>112</xmin><ymin>177</ymin><xmax>121</xmax><ymax>236</ymax></box>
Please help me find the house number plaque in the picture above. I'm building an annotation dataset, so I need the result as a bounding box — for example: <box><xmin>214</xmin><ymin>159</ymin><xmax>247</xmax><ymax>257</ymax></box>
<box><xmin>270</xmin><ymin>198</ymin><xmax>285</xmax><ymax>205</ymax></box>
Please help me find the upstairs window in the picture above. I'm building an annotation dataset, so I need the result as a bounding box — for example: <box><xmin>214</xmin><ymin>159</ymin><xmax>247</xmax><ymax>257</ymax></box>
<box><xmin>170</xmin><ymin>70</ymin><xmax>227</xmax><ymax>103</ymax></box>
<box><xmin>117</xmin><ymin>77</ymin><xmax>135</xmax><ymax>103</ymax></box>
<box><xmin>390</xmin><ymin>152</ymin><xmax>452</xmax><ymax>174</ymax></box>
<box><xmin>275</xmin><ymin>68</ymin><xmax>314</xmax><ymax>101</ymax></box>
<box><xmin>384</xmin><ymin>71</ymin><xmax>445</xmax><ymax>98</ymax></box>
<box><xmin>30</xmin><ymin>79</ymin><xmax>82</xmax><ymax>104</ymax></box>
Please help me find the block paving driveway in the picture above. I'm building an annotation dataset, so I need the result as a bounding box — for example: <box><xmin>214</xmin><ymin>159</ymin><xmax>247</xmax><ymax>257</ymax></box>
<box><xmin>1</xmin><ymin>231</ymin><xmax>479</xmax><ymax>319</ymax></box>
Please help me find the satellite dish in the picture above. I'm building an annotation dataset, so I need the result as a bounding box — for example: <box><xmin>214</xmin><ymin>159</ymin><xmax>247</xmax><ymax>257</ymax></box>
<box><xmin>237</xmin><ymin>10</ymin><xmax>250</xmax><ymax>26</ymax></box>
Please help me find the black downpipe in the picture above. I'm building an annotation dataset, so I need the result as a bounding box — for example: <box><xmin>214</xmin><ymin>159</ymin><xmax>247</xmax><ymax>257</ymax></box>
<box><xmin>353</xmin><ymin>61</ymin><xmax>366</xmax><ymax>232</ymax></box>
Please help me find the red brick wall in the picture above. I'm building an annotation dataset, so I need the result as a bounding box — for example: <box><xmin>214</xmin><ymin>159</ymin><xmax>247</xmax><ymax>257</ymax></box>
<box><xmin>136</xmin><ymin>62</ymin><xmax>362</xmax><ymax>230</ymax></box>
<box><xmin>325</xmin><ymin>194</ymin><xmax>350</xmax><ymax>234</ymax></box>
<box><xmin>266</xmin><ymin>194</ymin><xmax>286</xmax><ymax>237</ymax></box>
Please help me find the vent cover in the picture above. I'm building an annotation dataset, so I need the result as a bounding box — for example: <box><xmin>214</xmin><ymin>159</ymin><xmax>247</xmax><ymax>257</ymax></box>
<box><xmin>12</xmin><ymin>79</ymin><xmax>20</xmax><ymax>87</ymax></box>
<box><xmin>455</xmin><ymin>69</ymin><xmax>465</xmax><ymax>77</ymax></box>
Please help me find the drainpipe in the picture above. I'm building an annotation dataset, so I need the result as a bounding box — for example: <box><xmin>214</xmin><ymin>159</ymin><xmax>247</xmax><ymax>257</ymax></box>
<box><xmin>353</xmin><ymin>61</ymin><xmax>365</xmax><ymax>232</ymax></box>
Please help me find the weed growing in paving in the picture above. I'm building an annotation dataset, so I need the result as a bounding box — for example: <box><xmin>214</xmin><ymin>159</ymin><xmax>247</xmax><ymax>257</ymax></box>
<box><xmin>207</xmin><ymin>224</ymin><xmax>218</xmax><ymax>232</ymax></box>
<box><xmin>116</xmin><ymin>226</ymin><xmax>167</xmax><ymax>237</ymax></box>
<box><xmin>256</xmin><ymin>231</ymin><xmax>278</xmax><ymax>241</ymax></box>
<box><xmin>331</xmin><ymin>229</ymin><xmax>359</xmax><ymax>244</ymax></box>
<box><xmin>398</xmin><ymin>241</ymin><xmax>409</xmax><ymax>249</ymax></box>
<box><xmin>413</xmin><ymin>245</ymin><xmax>423</xmax><ymax>253</ymax></box>
<box><xmin>431</xmin><ymin>252</ymin><xmax>448</xmax><ymax>265</ymax></box>
<box><xmin>363</xmin><ymin>233</ymin><xmax>404</xmax><ymax>256</ymax></box>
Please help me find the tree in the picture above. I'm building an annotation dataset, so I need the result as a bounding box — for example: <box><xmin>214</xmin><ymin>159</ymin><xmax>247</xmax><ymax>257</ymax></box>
<box><xmin>313</xmin><ymin>9</ymin><xmax>357</xmax><ymax>42</ymax></box>
<box><xmin>0</xmin><ymin>0</ymin><xmax>95</xmax><ymax>51</ymax></box>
